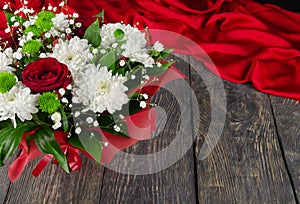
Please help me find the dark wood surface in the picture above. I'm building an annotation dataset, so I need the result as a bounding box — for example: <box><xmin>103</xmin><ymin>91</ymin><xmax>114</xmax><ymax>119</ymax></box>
<box><xmin>0</xmin><ymin>55</ymin><xmax>299</xmax><ymax>203</ymax></box>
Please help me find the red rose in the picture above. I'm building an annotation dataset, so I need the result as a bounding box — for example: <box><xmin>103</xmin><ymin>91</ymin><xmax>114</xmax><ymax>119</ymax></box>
<box><xmin>22</xmin><ymin>58</ymin><xmax>72</xmax><ymax>93</ymax></box>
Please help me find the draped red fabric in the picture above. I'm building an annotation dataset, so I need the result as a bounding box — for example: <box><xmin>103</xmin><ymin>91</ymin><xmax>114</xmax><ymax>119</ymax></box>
<box><xmin>64</xmin><ymin>0</ymin><xmax>300</xmax><ymax>101</ymax></box>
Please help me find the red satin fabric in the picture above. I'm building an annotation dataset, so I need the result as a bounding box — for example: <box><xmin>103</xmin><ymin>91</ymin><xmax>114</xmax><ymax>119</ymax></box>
<box><xmin>65</xmin><ymin>0</ymin><xmax>300</xmax><ymax>101</ymax></box>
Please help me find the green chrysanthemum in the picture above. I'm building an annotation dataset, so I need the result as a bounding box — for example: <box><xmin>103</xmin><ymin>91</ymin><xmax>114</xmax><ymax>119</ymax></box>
<box><xmin>22</xmin><ymin>40</ymin><xmax>41</xmax><ymax>54</ymax></box>
<box><xmin>24</xmin><ymin>25</ymin><xmax>43</xmax><ymax>36</ymax></box>
<box><xmin>35</xmin><ymin>11</ymin><xmax>55</xmax><ymax>31</ymax></box>
<box><xmin>0</xmin><ymin>72</ymin><xmax>17</xmax><ymax>93</ymax></box>
<box><xmin>38</xmin><ymin>92</ymin><xmax>61</xmax><ymax>114</ymax></box>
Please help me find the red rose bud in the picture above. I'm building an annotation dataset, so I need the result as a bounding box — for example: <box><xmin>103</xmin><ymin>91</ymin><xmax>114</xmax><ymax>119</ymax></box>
<box><xmin>22</xmin><ymin>57</ymin><xmax>72</xmax><ymax>93</ymax></box>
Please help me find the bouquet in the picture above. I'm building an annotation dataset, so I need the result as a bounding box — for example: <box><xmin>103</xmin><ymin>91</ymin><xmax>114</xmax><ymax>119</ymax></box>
<box><xmin>0</xmin><ymin>2</ymin><xmax>183</xmax><ymax>181</ymax></box>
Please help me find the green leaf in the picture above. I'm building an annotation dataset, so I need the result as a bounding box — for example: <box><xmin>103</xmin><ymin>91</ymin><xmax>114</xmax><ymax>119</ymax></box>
<box><xmin>95</xmin><ymin>10</ymin><xmax>105</xmax><ymax>23</ymax></box>
<box><xmin>114</xmin><ymin>28</ymin><xmax>125</xmax><ymax>41</ymax></box>
<box><xmin>159</xmin><ymin>49</ymin><xmax>174</xmax><ymax>59</ymax></box>
<box><xmin>68</xmin><ymin>134</ymin><xmax>85</xmax><ymax>150</ymax></box>
<box><xmin>0</xmin><ymin>122</ymin><xmax>37</xmax><ymax>166</ymax></box>
<box><xmin>83</xmin><ymin>19</ymin><xmax>101</xmax><ymax>47</ymax></box>
<box><xmin>60</xmin><ymin>107</ymin><xmax>69</xmax><ymax>132</ymax></box>
<box><xmin>146</xmin><ymin>61</ymin><xmax>174</xmax><ymax>76</ymax></box>
<box><xmin>33</xmin><ymin>126</ymin><xmax>69</xmax><ymax>173</ymax></box>
<box><xmin>99</xmin><ymin>51</ymin><xmax>116</xmax><ymax>71</ymax></box>
<box><xmin>77</xmin><ymin>130</ymin><xmax>102</xmax><ymax>163</ymax></box>
<box><xmin>4</xmin><ymin>11</ymin><xmax>26</xmax><ymax>26</ymax></box>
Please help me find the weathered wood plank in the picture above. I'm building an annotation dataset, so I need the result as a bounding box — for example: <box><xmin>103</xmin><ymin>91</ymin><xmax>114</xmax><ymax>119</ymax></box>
<box><xmin>0</xmin><ymin>155</ymin><xmax>18</xmax><ymax>204</ymax></box>
<box><xmin>190</xmin><ymin>57</ymin><xmax>296</xmax><ymax>203</ymax></box>
<box><xmin>3</xmin><ymin>155</ymin><xmax>104</xmax><ymax>204</ymax></box>
<box><xmin>99</xmin><ymin>55</ymin><xmax>197</xmax><ymax>203</ymax></box>
<box><xmin>269</xmin><ymin>96</ymin><xmax>300</xmax><ymax>202</ymax></box>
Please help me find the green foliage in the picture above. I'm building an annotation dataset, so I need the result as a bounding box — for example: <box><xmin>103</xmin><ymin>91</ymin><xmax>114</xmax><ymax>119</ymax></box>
<box><xmin>95</xmin><ymin>10</ymin><xmax>105</xmax><ymax>23</ymax></box>
<box><xmin>0</xmin><ymin>122</ymin><xmax>37</xmax><ymax>166</ymax></box>
<box><xmin>146</xmin><ymin>61</ymin><xmax>174</xmax><ymax>76</ymax></box>
<box><xmin>4</xmin><ymin>11</ymin><xmax>26</xmax><ymax>26</ymax></box>
<box><xmin>33</xmin><ymin>126</ymin><xmax>69</xmax><ymax>173</ymax></box>
<box><xmin>83</xmin><ymin>19</ymin><xmax>101</xmax><ymax>47</ymax></box>
<box><xmin>75</xmin><ymin>130</ymin><xmax>102</xmax><ymax>163</ymax></box>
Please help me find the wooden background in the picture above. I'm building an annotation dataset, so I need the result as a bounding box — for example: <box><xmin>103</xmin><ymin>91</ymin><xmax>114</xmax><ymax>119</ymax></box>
<box><xmin>0</xmin><ymin>55</ymin><xmax>299</xmax><ymax>203</ymax></box>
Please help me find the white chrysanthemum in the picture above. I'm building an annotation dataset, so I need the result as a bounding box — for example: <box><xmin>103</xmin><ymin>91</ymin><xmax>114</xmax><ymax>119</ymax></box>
<box><xmin>101</xmin><ymin>23</ymin><xmax>154</xmax><ymax>67</ymax></box>
<box><xmin>0</xmin><ymin>48</ymin><xmax>15</xmax><ymax>72</ymax></box>
<box><xmin>52</xmin><ymin>13</ymin><xmax>69</xmax><ymax>32</ymax></box>
<box><xmin>100</xmin><ymin>23</ymin><xmax>130</xmax><ymax>48</ymax></box>
<box><xmin>50</xmin><ymin>36</ymin><xmax>93</xmax><ymax>77</ymax></box>
<box><xmin>73</xmin><ymin>64</ymin><xmax>128</xmax><ymax>114</ymax></box>
<box><xmin>0</xmin><ymin>83</ymin><xmax>39</xmax><ymax>128</ymax></box>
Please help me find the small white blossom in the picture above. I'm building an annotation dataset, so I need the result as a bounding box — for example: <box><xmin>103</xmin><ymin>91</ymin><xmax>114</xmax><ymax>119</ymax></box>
<box><xmin>114</xmin><ymin>125</ymin><xmax>121</xmax><ymax>132</ymax></box>
<box><xmin>66</xmin><ymin>84</ymin><xmax>72</xmax><ymax>90</ymax></box>
<box><xmin>143</xmin><ymin>75</ymin><xmax>150</xmax><ymax>81</ymax></box>
<box><xmin>3</xmin><ymin>4</ymin><xmax>8</xmax><ymax>10</ymax></box>
<box><xmin>86</xmin><ymin>117</ymin><xmax>93</xmax><ymax>124</ymax></box>
<box><xmin>112</xmin><ymin>43</ymin><xmax>118</xmax><ymax>48</ymax></box>
<box><xmin>58</xmin><ymin>88</ymin><xmax>65</xmax><ymax>96</ymax></box>
<box><xmin>140</xmin><ymin>101</ymin><xmax>147</xmax><ymax>108</ymax></box>
<box><xmin>69</xmin><ymin>19</ymin><xmax>75</xmax><ymax>25</ymax></box>
<box><xmin>93</xmin><ymin>121</ymin><xmax>99</xmax><ymax>127</ymax></box>
<box><xmin>74</xmin><ymin>111</ymin><xmax>80</xmax><ymax>117</ymax></box>
<box><xmin>65</xmin><ymin>28</ymin><xmax>72</xmax><ymax>34</ymax></box>
<box><xmin>61</xmin><ymin>97</ymin><xmax>68</xmax><ymax>103</ymax></box>
<box><xmin>45</xmin><ymin>32</ymin><xmax>51</xmax><ymax>38</ymax></box>
<box><xmin>142</xmin><ymin>94</ymin><xmax>149</xmax><ymax>100</ymax></box>
<box><xmin>39</xmin><ymin>53</ymin><xmax>47</xmax><ymax>58</ymax></box>
<box><xmin>119</xmin><ymin>60</ymin><xmax>126</xmax><ymax>67</ymax></box>
<box><xmin>52</xmin><ymin>121</ymin><xmax>62</xmax><ymax>130</ymax></box>
<box><xmin>153</xmin><ymin>41</ymin><xmax>164</xmax><ymax>52</ymax></box>
<box><xmin>52</xmin><ymin>13</ymin><xmax>69</xmax><ymax>32</ymax></box>
<box><xmin>4</xmin><ymin>28</ymin><xmax>10</xmax><ymax>33</ymax></box>
<box><xmin>75</xmin><ymin>22</ymin><xmax>81</xmax><ymax>28</ymax></box>
<box><xmin>51</xmin><ymin>112</ymin><xmax>62</xmax><ymax>123</ymax></box>
<box><xmin>92</xmin><ymin>48</ymin><xmax>98</xmax><ymax>54</ymax></box>
<box><xmin>75</xmin><ymin>127</ymin><xmax>82</xmax><ymax>134</ymax></box>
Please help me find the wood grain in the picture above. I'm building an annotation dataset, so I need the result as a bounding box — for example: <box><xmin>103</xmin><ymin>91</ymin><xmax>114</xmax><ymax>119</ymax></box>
<box><xmin>190</xmin><ymin>56</ymin><xmax>296</xmax><ymax>203</ymax></box>
<box><xmin>3</xmin><ymin>154</ymin><xmax>104</xmax><ymax>204</ymax></box>
<box><xmin>99</xmin><ymin>55</ymin><xmax>198</xmax><ymax>204</ymax></box>
<box><xmin>269</xmin><ymin>96</ymin><xmax>300</xmax><ymax>202</ymax></box>
<box><xmin>0</xmin><ymin>154</ymin><xmax>18</xmax><ymax>204</ymax></box>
